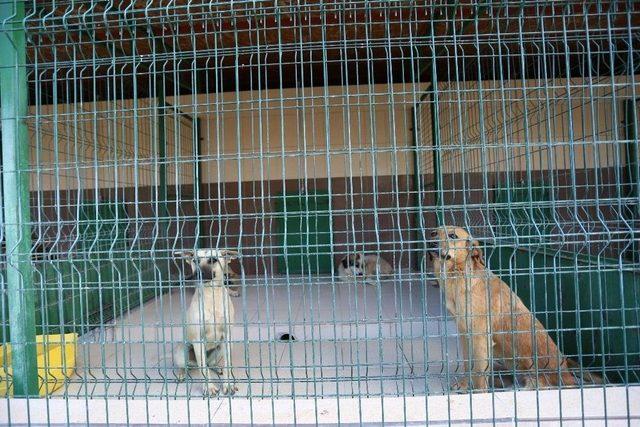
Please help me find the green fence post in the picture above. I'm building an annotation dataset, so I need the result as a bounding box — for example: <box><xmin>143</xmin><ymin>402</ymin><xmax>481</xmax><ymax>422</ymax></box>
<box><xmin>411</xmin><ymin>106</ymin><xmax>423</xmax><ymax>271</ymax></box>
<box><xmin>0</xmin><ymin>0</ymin><xmax>39</xmax><ymax>396</ymax></box>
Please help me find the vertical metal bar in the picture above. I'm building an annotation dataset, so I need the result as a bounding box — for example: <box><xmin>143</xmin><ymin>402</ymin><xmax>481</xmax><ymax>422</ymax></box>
<box><xmin>623</xmin><ymin>99</ymin><xmax>639</xmax><ymax>262</ymax></box>
<box><xmin>411</xmin><ymin>106</ymin><xmax>422</xmax><ymax>271</ymax></box>
<box><xmin>429</xmin><ymin>84</ymin><xmax>443</xmax><ymax>226</ymax></box>
<box><xmin>624</xmin><ymin>100</ymin><xmax>638</xmax><ymax>196</ymax></box>
<box><xmin>156</xmin><ymin>78</ymin><xmax>168</xmax><ymax>247</ymax></box>
<box><xmin>194</xmin><ymin>116</ymin><xmax>202</xmax><ymax>250</ymax></box>
<box><xmin>0</xmin><ymin>0</ymin><xmax>38</xmax><ymax>396</ymax></box>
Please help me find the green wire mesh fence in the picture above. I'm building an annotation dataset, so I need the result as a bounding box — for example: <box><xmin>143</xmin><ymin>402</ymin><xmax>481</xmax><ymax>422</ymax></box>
<box><xmin>1</xmin><ymin>0</ymin><xmax>639</xmax><ymax>424</ymax></box>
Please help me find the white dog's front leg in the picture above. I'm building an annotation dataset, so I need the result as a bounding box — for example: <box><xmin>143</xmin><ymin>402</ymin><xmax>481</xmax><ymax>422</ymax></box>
<box><xmin>193</xmin><ymin>342</ymin><xmax>218</xmax><ymax>396</ymax></box>
<box><xmin>219</xmin><ymin>328</ymin><xmax>237</xmax><ymax>395</ymax></box>
<box><xmin>173</xmin><ymin>343</ymin><xmax>189</xmax><ymax>381</ymax></box>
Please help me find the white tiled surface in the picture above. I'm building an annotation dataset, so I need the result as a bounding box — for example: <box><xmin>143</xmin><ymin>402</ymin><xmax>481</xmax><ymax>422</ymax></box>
<box><xmin>57</xmin><ymin>273</ymin><xmax>462</xmax><ymax>399</ymax></box>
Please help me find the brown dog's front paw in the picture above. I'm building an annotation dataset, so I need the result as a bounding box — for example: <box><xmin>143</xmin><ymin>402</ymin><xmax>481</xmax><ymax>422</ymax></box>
<box><xmin>452</xmin><ymin>377</ymin><xmax>469</xmax><ymax>392</ymax></box>
<box><xmin>471</xmin><ymin>376</ymin><xmax>490</xmax><ymax>392</ymax></box>
<box><xmin>176</xmin><ymin>369</ymin><xmax>186</xmax><ymax>382</ymax></box>
<box><xmin>457</xmin><ymin>378</ymin><xmax>490</xmax><ymax>393</ymax></box>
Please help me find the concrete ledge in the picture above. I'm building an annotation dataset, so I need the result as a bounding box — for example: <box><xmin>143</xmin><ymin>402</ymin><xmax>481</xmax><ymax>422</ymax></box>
<box><xmin>2</xmin><ymin>386</ymin><xmax>639</xmax><ymax>425</ymax></box>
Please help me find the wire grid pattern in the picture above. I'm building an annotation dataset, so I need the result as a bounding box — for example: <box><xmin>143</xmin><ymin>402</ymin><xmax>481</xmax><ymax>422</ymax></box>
<box><xmin>421</xmin><ymin>77</ymin><xmax>636</xmax><ymax>255</ymax></box>
<box><xmin>26</xmin><ymin>99</ymin><xmax>195</xmax><ymax>249</ymax></box>
<box><xmin>0</xmin><ymin>0</ymin><xmax>638</xmax><ymax>423</ymax></box>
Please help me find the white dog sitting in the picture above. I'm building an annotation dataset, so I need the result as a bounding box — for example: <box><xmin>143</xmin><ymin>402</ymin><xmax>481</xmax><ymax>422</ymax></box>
<box><xmin>173</xmin><ymin>249</ymin><xmax>238</xmax><ymax>396</ymax></box>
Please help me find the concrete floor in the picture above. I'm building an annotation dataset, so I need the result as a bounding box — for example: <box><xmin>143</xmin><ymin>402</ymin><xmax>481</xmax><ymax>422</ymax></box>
<box><xmin>57</xmin><ymin>273</ymin><xmax>463</xmax><ymax>399</ymax></box>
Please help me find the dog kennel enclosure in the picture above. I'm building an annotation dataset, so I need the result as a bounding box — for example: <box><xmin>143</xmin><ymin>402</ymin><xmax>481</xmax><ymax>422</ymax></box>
<box><xmin>1</xmin><ymin>0</ymin><xmax>639</xmax><ymax>424</ymax></box>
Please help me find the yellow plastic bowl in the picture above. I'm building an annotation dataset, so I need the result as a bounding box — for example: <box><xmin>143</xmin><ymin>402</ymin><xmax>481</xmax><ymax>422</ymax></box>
<box><xmin>0</xmin><ymin>332</ymin><xmax>77</xmax><ymax>396</ymax></box>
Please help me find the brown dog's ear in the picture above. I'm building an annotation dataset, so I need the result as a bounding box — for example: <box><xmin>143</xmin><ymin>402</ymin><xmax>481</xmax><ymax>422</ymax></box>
<box><xmin>470</xmin><ymin>239</ymin><xmax>484</xmax><ymax>267</ymax></box>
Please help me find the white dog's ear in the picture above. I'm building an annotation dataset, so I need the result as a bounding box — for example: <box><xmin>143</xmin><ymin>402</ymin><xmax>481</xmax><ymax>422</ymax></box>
<box><xmin>174</xmin><ymin>250</ymin><xmax>195</xmax><ymax>259</ymax></box>
<box><xmin>220</xmin><ymin>249</ymin><xmax>239</xmax><ymax>260</ymax></box>
<box><xmin>190</xmin><ymin>248</ymin><xmax>239</xmax><ymax>260</ymax></box>
<box><xmin>470</xmin><ymin>239</ymin><xmax>484</xmax><ymax>267</ymax></box>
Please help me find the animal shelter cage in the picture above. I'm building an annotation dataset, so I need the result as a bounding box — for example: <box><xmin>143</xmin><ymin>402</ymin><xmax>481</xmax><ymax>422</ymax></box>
<box><xmin>1</xmin><ymin>0</ymin><xmax>639</xmax><ymax>425</ymax></box>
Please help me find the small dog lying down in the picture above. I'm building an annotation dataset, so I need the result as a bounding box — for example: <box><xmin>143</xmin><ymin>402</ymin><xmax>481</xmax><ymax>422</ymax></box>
<box><xmin>181</xmin><ymin>249</ymin><xmax>242</xmax><ymax>297</ymax></box>
<box><xmin>173</xmin><ymin>249</ymin><xmax>238</xmax><ymax>396</ymax></box>
<box><xmin>337</xmin><ymin>253</ymin><xmax>394</xmax><ymax>285</ymax></box>
<box><xmin>428</xmin><ymin>226</ymin><xmax>602</xmax><ymax>391</ymax></box>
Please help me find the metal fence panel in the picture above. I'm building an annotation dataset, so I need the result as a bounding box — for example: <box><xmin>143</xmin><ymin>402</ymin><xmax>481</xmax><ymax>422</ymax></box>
<box><xmin>1</xmin><ymin>0</ymin><xmax>639</xmax><ymax>424</ymax></box>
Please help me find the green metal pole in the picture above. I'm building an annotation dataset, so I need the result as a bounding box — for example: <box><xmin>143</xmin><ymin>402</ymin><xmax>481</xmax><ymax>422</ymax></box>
<box><xmin>410</xmin><ymin>106</ymin><xmax>422</xmax><ymax>271</ymax></box>
<box><xmin>0</xmin><ymin>0</ymin><xmax>39</xmax><ymax>396</ymax></box>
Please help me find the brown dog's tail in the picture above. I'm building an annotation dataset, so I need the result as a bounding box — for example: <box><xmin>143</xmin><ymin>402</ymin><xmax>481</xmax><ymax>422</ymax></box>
<box><xmin>566</xmin><ymin>358</ymin><xmax>605</xmax><ymax>385</ymax></box>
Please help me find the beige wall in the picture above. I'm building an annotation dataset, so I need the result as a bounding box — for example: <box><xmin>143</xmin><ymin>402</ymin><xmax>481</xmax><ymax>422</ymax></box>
<box><xmin>172</xmin><ymin>83</ymin><xmax>422</xmax><ymax>183</ymax></box>
<box><xmin>26</xmin><ymin>76</ymin><xmax>639</xmax><ymax>192</ymax></box>
<box><xmin>27</xmin><ymin>83</ymin><xmax>422</xmax><ymax>190</ymax></box>
<box><xmin>27</xmin><ymin>99</ymin><xmax>195</xmax><ymax>191</ymax></box>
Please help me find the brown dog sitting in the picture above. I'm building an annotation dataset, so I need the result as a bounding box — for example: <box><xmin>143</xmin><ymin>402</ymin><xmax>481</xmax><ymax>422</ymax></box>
<box><xmin>428</xmin><ymin>225</ymin><xmax>601</xmax><ymax>391</ymax></box>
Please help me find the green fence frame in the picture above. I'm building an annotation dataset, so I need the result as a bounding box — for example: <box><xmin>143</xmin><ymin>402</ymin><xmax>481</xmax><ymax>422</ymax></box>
<box><xmin>0</xmin><ymin>0</ymin><xmax>38</xmax><ymax>396</ymax></box>
<box><xmin>0</xmin><ymin>8</ymin><xmax>203</xmax><ymax>392</ymax></box>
